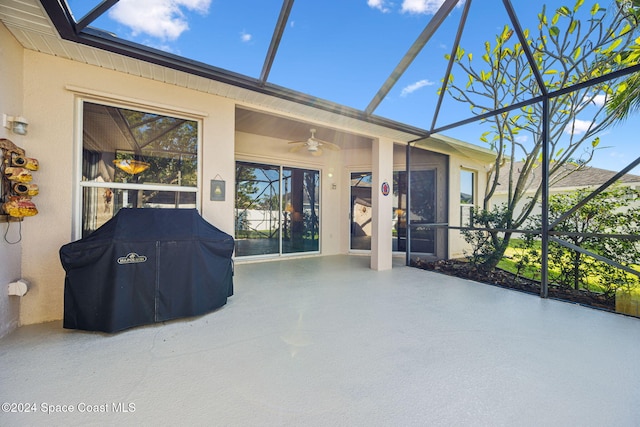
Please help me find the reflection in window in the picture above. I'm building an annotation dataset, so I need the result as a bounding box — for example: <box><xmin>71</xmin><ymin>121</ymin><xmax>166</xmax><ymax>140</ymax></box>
<box><xmin>235</xmin><ymin>161</ymin><xmax>319</xmax><ymax>257</ymax></box>
<box><xmin>350</xmin><ymin>172</ymin><xmax>372</xmax><ymax>251</ymax></box>
<box><xmin>460</xmin><ymin>170</ymin><xmax>474</xmax><ymax>205</ymax></box>
<box><xmin>282</xmin><ymin>167</ymin><xmax>320</xmax><ymax>254</ymax></box>
<box><xmin>460</xmin><ymin>169</ymin><xmax>475</xmax><ymax>228</ymax></box>
<box><xmin>80</xmin><ymin>102</ymin><xmax>199</xmax><ymax>237</ymax></box>
<box><xmin>234</xmin><ymin>163</ymin><xmax>281</xmax><ymax>257</ymax></box>
<box><xmin>393</xmin><ymin>171</ymin><xmax>407</xmax><ymax>252</ymax></box>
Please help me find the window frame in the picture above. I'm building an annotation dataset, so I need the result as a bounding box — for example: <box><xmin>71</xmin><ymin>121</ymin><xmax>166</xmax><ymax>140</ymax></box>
<box><xmin>234</xmin><ymin>159</ymin><xmax>322</xmax><ymax>259</ymax></box>
<box><xmin>73</xmin><ymin>96</ymin><xmax>203</xmax><ymax>239</ymax></box>
<box><xmin>460</xmin><ymin>168</ymin><xmax>476</xmax><ymax>227</ymax></box>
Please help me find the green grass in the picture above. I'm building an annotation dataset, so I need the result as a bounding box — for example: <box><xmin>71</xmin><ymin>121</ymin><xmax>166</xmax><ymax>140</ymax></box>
<box><xmin>496</xmin><ymin>239</ymin><xmax>640</xmax><ymax>294</ymax></box>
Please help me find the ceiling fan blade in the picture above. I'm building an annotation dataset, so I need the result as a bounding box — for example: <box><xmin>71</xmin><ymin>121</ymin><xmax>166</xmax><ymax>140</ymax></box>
<box><xmin>288</xmin><ymin>140</ymin><xmax>307</xmax><ymax>145</ymax></box>
<box><xmin>289</xmin><ymin>145</ymin><xmax>305</xmax><ymax>153</ymax></box>
<box><xmin>317</xmin><ymin>139</ymin><xmax>340</xmax><ymax>151</ymax></box>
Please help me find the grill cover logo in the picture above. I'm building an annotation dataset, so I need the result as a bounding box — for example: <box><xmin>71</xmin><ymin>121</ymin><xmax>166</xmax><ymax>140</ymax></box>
<box><xmin>117</xmin><ymin>252</ymin><xmax>148</xmax><ymax>264</ymax></box>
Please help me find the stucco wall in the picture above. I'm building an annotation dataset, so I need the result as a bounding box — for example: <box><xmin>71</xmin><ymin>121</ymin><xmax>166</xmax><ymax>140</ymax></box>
<box><xmin>447</xmin><ymin>156</ymin><xmax>491</xmax><ymax>259</ymax></box>
<box><xmin>3</xmin><ymin>24</ymin><xmax>494</xmax><ymax>328</ymax></box>
<box><xmin>18</xmin><ymin>50</ymin><xmax>237</xmax><ymax>326</ymax></box>
<box><xmin>0</xmin><ymin>23</ymin><xmax>25</xmax><ymax>338</ymax></box>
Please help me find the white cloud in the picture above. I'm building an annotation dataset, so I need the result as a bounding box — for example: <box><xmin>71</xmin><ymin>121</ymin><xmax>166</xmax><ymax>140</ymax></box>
<box><xmin>241</xmin><ymin>31</ymin><xmax>252</xmax><ymax>43</ymax></box>
<box><xmin>368</xmin><ymin>0</ymin><xmax>391</xmax><ymax>13</ymax></box>
<box><xmin>564</xmin><ymin>119</ymin><xmax>594</xmax><ymax>135</ymax></box>
<box><xmin>515</xmin><ymin>135</ymin><xmax>529</xmax><ymax>144</ymax></box>
<box><xmin>109</xmin><ymin>0</ymin><xmax>211</xmax><ymax>41</ymax></box>
<box><xmin>401</xmin><ymin>0</ymin><xmax>463</xmax><ymax>15</ymax></box>
<box><xmin>401</xmin><ymin>79</ymin><xmax>435</xmax><ymax>97</ymax></box>
<box><xmin>591</xmin><ymin>94</ymin><xmax>607</xmax><ymax>107</ymax></box>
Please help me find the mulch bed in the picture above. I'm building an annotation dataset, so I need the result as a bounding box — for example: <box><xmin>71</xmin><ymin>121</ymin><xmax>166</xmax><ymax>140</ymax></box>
<box><xmin>411</xmin><ymin>258</ymin><xmax>615</xmax><ymax>311</ymax></box>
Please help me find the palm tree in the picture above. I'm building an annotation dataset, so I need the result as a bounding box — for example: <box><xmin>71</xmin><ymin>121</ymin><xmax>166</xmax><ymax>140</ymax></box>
<box><xmin>607</xmin><ymin>0</ymin><xmax>640</xmax><ymax>122</ymax></box>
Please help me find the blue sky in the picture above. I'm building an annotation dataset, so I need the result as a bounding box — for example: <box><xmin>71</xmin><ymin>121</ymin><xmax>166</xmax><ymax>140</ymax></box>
<box><xmin>66</xmin><ymin>0</ymin><xmax>639</xmax><ymax>173</ymax></box>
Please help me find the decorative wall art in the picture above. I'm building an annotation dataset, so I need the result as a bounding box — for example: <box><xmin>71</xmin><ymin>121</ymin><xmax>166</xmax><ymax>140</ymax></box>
<box><xmin>1</xmin><ymin>138</ymin><xmax>39</xmax><ymax>219</ymax></box>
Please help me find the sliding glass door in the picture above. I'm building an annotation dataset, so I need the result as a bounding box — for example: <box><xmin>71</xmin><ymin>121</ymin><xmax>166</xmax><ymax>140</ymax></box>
<box><xmin>282</xmin><ymin>167</ymin><xmax>320</xmax><ymax>254</ymax></box>
<box><xmin>235</xmin><ymin>161</ymin><xmax>319</xmax><ymax>257</ymax></box>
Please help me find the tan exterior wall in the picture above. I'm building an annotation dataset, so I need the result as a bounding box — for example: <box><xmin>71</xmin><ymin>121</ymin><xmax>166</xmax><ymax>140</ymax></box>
<box><xmin>0</xmin><ymin>21</ymin><xmax>493</xmax><ymax>329</ymax></box>
<box><xmin>448</xmin><ymin>156</ymin><xmax>491</xmax><ymax>259</ymax></box>
<box><xmin>0</xmin><ymin>23</ymin><xmax>25</xmax><ymax>338</ymax></box>
<box><xmin>18</xmin><ymin>50</ymin><xmax>236</xmax><ymax>326</ymax></box>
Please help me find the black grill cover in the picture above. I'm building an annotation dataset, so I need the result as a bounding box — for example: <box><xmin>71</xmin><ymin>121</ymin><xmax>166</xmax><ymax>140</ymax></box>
<box><xmin>60</xmin><ymin>208</ymin><xmax>234</xmax><ymax>333</ymax></box>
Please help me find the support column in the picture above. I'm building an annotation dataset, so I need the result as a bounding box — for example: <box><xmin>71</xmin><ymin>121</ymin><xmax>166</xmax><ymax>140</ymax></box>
<box><xmin>371</xmin><ymin>138</ymin><xmax>394</xmax><ymax>271</ymax></box>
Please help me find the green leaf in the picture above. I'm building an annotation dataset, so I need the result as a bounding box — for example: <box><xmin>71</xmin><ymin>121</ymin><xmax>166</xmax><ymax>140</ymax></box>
<box><xmin>468</xmin><ymin>53</ymin><xmax>473</xmax><ymax>62</ymax></box>
<box><xmin>592</xmin><ymin>137</ymin><xmax>600</xmax><ymax>148</ymax></box>
<box><xmin>550</xmin><ymin>26</ymin><xmax>560</xmax><ymax>37</ymax></box>
<box><xmin>573</xmin><ymin>46</ymin><xmax>581</xmax><ymax>61</ymax></box>
<box><xmin>538</xmin><ymin>5</ymin><xmax>548</xmax><ymax>26</ymax></box>
<box><xmin>590</xmin><ymin>3</ymin><xmax>599</xmax><ymax>15</ymax></box>
<box><xmin>617</xmin><ymin>82</ymin><xmax>628</xmax><ymax>94</ymax></box>
<box><xmin>606</xmin><ymin>38</ymin><xmax>623</xmax><ymax>54</ymax></box>
<box><xmin>574</xmin><ymin>0</ymin><xmax>584</xmax><ymax>12</ymax></box>
<box><xmin>558</xmin><ymin>6</ymin><xmax>571</xmax><ymax>16</ymax></box>
<box><xmin>544</xmin><ymin>69</ymin><xmax>558</xmax><ymax>75</ymax></box>
<box><xmin>568</xmin><ymin>20</ymin><xmax>577</xmax><ymax>34</ymax></box>
<box><xmin>551</xmin><ymin>13</ymin><xmax>560</xmax><ymax>26</ymax></box>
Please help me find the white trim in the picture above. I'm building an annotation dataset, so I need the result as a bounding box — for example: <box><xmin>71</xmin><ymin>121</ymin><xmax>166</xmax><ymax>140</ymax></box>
<box><xmin>80</xmin><ymin>181</ymin><xmax>198</xmax><ymax>192</ymax></box>
<box><xmin>72</xmin><ymin>96</ymin><xmax>203</xmax><ymax>239</ymax></box>
<box><xmin>65</xmin><ymin>85</ymin><xmax>209</xmax><ymax>118</ymax></box>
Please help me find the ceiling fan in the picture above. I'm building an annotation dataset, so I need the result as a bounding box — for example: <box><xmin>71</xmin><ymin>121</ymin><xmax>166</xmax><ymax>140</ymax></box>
<box><xmin>288</xmin><ymin>128</ymin><xmax>340</xmax><ymax>156</ymax></box>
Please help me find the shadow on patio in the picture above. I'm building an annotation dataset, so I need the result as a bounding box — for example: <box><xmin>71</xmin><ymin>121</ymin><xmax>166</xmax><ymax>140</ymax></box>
<box><xmin>1</xmin><ymin>255</ymin><xmax>640</xmax><ymax>425</ymax></box>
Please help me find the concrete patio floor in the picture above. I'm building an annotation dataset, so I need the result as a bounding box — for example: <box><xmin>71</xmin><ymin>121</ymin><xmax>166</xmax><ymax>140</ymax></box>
<box><xmin>1</xmin><ymin>255</ymin><xmax>640</xmax><ymax>426</ymax></box>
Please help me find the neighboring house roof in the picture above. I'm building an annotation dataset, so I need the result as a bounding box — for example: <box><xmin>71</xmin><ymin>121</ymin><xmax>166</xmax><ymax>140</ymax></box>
<box><xmin>494</xmin><ymin>161</ymin><xmax>640</xmax><ymax>194</ymax></box>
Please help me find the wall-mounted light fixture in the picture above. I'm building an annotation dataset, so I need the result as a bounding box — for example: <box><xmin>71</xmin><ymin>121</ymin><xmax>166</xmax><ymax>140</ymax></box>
<box><xmin>3</xmin><ymin>114</ymin><xmax>29</xmax><ymax>136</ymax></box>
<box><xmin>3</xmin><ymin>114</ymin><xmax>28</xmax><ymax>136</ymax></box>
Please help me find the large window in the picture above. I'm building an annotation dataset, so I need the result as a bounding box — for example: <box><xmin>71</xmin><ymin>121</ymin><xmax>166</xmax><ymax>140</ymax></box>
<box><xmin>79</xmin><ymin>101</ymin><xmax>199</xmax><ymax>237</ymax></box>
<box><xmin>235</xmin><ymin>161</ymin><xmax>320</xmax><ymax>257</ymax></box>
